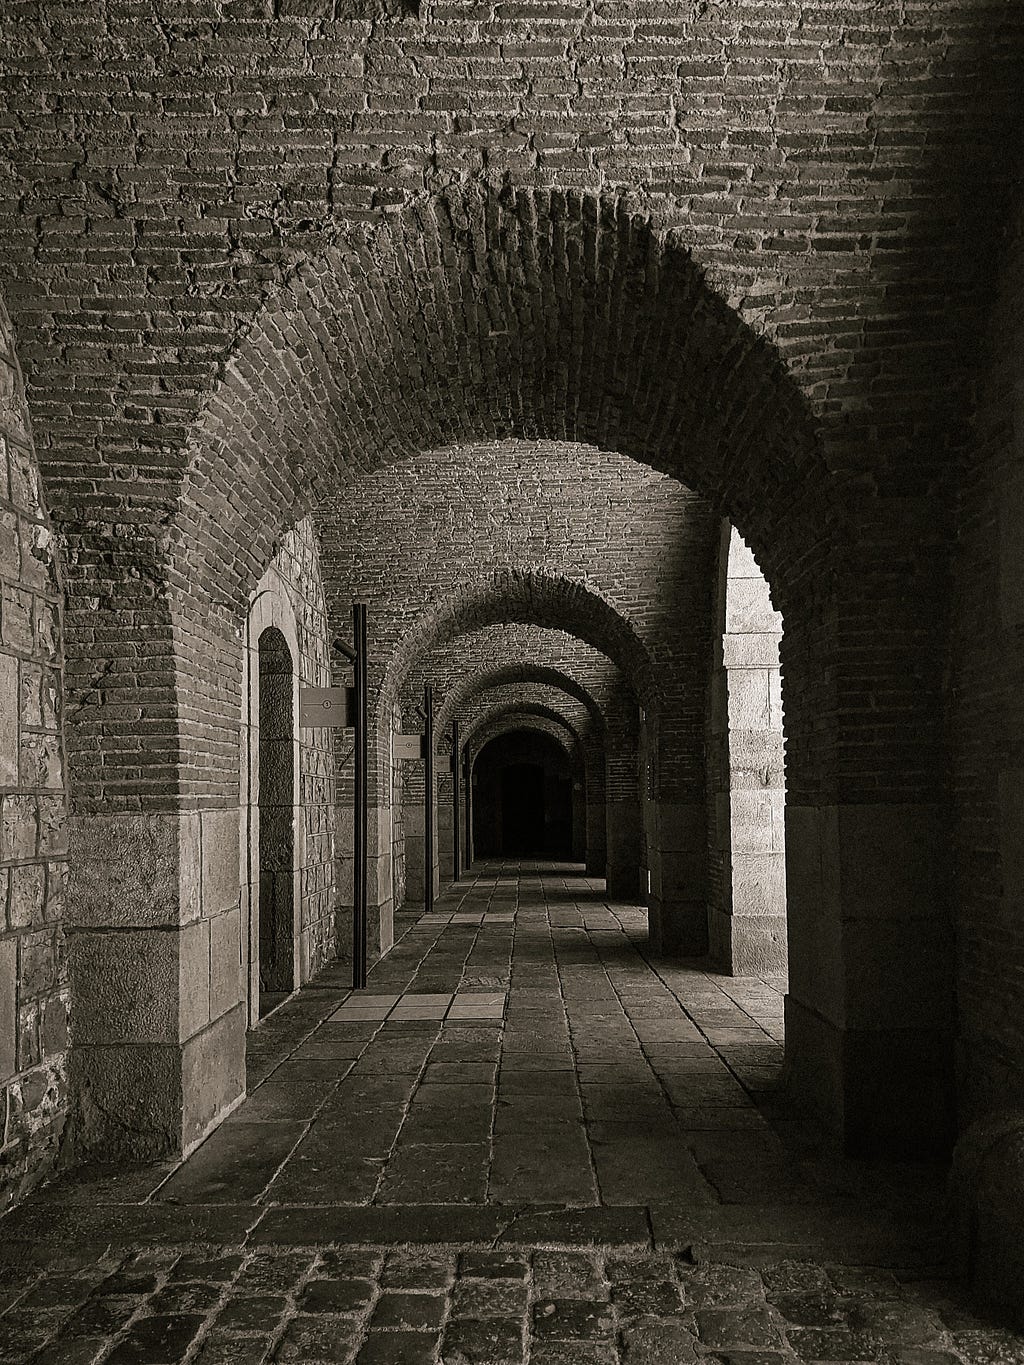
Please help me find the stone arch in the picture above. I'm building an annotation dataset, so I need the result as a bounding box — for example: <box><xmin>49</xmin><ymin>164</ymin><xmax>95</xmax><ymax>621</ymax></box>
<box><xmin>409</xmin><ymin>628</ymin><xmax>642</xmax><ymax>885</ymax></box>
<box><xmin>379</xmin><ymin>566</ymin><xmax>656</xmax><ymax>728</ymax></box>
<box><xmin>436</xmin><ymin>662</ymin><xmax>605</xmax><ymax>737</ymax></box>
<box><xmin>164</xmin><ymin>182</ymin><xmax>827</xmax><ymax>831</ymax></box>
<box><xmin>176</xmin><ymin>183</ymin><xmax>823</xmax><ymax>620</ymax></box>
<box><xmin>384</xmin><ymin>574</ymin><xmax>649</xmax><ymax>911</ymax></box>
<box><xmin>465</xmin><ymin>708</ymin><xmax>580</xmax><ymax>761</ymax></box>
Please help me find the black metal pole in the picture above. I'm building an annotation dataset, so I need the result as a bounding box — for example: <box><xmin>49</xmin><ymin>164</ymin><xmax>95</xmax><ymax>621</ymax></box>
<box><xmin>451</xmin><ymin>719</ymin><xmax>460</xmax><ymax>882</ymax></box>
<box><xmin>424</xmin><ymin>683</ymin><xmax>434</xmax><ymax>913</ymax></box>
<box><xmin>353</xmin><ymin>602</ymin><xmax>368</xmax><ymax>990</ymax></box>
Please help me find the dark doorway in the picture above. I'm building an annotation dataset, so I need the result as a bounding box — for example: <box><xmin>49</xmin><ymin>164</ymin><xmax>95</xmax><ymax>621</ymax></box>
<box><xmin>502</xmin><ymin>763</ymin><xmax>546</xmax><ymax>854</ymax></box>
<box><xmin>473</xmin><ymin>730</ymin><xmax>575</xmax><ymax>859</ymax></box>
<box><xmin>258</xmin><ymin>626</ymin><xmax>295</xmax><ymax>1018</ymax></box>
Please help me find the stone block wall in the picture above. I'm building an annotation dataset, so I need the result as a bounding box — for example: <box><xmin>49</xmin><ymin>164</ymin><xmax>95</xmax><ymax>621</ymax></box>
<box><xmin>276</xmin><ymin>522</ymin><xmax>338</xmax><ymax>983</ymax></box>
<box><xmin>243</xmin><ymin>519</ymin><xmax>337</xmax><ymax>1003</ymax></box>
<box><xmin>0</xmin><ymin>297</ymin><xmax>69</xmax><ymax>1211</ymax></box>
<box><xmin>709</xmin><ymin>526</ymin><xmax>787</xmax><ymax>976</ymax></box>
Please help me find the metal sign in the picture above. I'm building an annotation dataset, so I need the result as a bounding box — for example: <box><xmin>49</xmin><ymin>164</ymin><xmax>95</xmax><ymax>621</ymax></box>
<box><xmin>299</xmin><ymin>685</ymin><xmax>354</xmax><ymax>728</ymax></box>
<box><xmin>395</xmin><ymin>733</ymin><xmax>426</xmax><ymax>761</ymax></box>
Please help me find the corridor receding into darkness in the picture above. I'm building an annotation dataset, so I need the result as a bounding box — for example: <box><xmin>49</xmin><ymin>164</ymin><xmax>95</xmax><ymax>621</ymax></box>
<box><xmin>0</xmin><ymin>865</ymin><xmax>981</xmax><ymax>1365</ymax></box>
<box><xmin>3</xmin><ymin>3</ymin><xmax>1024</xmax><ymax>1354</ymax></box>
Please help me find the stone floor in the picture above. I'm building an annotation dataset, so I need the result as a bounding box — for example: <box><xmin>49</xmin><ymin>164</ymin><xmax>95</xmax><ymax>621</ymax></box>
<box><xmin>1</xmin><ymin>864</ymin><xmax>1021</xmax><ymax>1364</ymax></box>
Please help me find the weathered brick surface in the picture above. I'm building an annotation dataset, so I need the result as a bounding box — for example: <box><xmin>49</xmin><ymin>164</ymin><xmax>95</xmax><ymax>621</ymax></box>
<box><xmin>0</xmin><ymin>296</ymin><xmax>68</xmax><ymax>1213</ymax></box>
<box><xmin>0</xmin><ymin>3</ymin><xmax>1008</xmax><ymax>832</ymax></box>
<box><xmin>316</xmin><ymin>441</ymin><xmax>711</xmax><ymax>806</ymax></box>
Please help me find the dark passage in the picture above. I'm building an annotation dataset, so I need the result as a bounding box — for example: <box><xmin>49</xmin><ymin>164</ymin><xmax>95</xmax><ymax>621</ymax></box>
<box><xmin>501</xmin><ymin>763</ymin><xmax>546</xmax><ymax>853</ymax></box>
<box><xmin>258</xmin><ymin>626</ymin><xmax>296</xmax><ymax>1018</ymax></box>
<box><xmin>474</xmin><ymin>729</ymin><xmax>574</xmax><ymax>858</ymax></box>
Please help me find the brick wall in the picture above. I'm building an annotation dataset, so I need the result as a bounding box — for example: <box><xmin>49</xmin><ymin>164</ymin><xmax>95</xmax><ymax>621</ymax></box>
<box><xmin>0</xmin><ymin>295</ymin><xmax>68</xmax><ymax>1211</ymax></box>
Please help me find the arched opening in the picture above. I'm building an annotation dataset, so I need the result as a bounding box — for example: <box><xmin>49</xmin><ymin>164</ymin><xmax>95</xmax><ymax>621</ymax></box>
<box><xmin>473</xmin><ymin>729</ymin><xmax>576</xmax><ymax>861</ymax></box>
<box><xmin>381</xmin><ymin>566</ymin><xmax>649</xmax><ymax>927</ymax></box>
<box><xmin>257</xmin><ymin>626</ymin><xmax>297</xmax><ymax>1018</ymax></box>
<box><xmin>404</xmin><ymin>621</ymin><xmax>631</xmax><ymax>891</ymax></box>
<box><xmin>55</xmin><ymin>182</ymin><xmax>954</xmax><ymax>1160</ymax></box>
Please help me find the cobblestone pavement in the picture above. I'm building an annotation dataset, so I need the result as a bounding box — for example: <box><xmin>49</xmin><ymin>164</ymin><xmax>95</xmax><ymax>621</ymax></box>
<box><xmin>1</xmin><ymin>865</ymin><xmax>1020</xmax><ymax>1364</ymax></box>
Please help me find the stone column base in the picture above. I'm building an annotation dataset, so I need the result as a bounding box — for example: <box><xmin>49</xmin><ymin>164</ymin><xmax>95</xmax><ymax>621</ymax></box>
<box><xmin>785</xmin><ymin>995</ymin><xmax>955</xmax><ymax>1158</ymax></box>
<box><xmin>68</xmin><ymin>1004</ymin><xmax>245</xmax><ymax>1162</ymax></box>
<box><xmin>708</xmin><ymin>908</ymin><xmax>787</xmax><ymax>975</ymax></box>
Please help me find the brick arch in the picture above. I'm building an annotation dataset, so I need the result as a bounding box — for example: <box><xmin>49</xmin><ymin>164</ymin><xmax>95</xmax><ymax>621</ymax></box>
<box><xmin>57</xmin><ymin>175</ymin><xmax>951</xmax><ymax>1158</ymax></box>
<box><xmin>435</xmin><ymin>664</ymin><xmax>606</xmax><ymax>740</ymax></box>
<box><xmin>400</xmin><ymin>622</ymin><xmax>638</xmax><ymax>760</ymax></box>
<box><xmin>466</xmin><ymin>709</ymin><xmax>580</xmax><ymax>765</ymax></box>
<box><xmin>441</xmin><ymin>677</ymin><xmax>633</xmax><ymax>884</ymax></box>
<box><xmin>456</xmin><ymin>691</ymin><xmax>592</xmax><ymax>764</ymax></box>
<box><xmin>175</xmin><ymin>181</ymin><xmax>821</xmax><ymax>619</ymax></box>
<box><xmin>435</xmin><ymin>678</ymin><xmax>604</xmax><ymax>818</ymax></box>
<box><xmin>377</xmin><ymin>566</ymin><xmax>656</xmax><ymax>749</ymax></box>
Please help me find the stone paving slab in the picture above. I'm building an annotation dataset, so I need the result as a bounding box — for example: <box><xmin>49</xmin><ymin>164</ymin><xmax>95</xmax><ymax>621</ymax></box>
<box><xmin>250</xmin><ymin>1205</ymin><xmax>513</xmax><ymax>1246</ymax></box>
<box><xmin>0</xmin><ymin>1200</ymin><xmax>260</xmax><ymax>1247</ymax></box>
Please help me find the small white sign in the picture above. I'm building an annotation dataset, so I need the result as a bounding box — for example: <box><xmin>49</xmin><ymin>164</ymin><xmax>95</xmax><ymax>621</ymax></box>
<box><xmin>299</xmin><ymin>686</ymin><xmax>353</xmax><ymax>728</ymax></box>
<box><xmin>395</xmin><ymin>733</ymin><xmax>425</xmax><ymax>761</ymax></box>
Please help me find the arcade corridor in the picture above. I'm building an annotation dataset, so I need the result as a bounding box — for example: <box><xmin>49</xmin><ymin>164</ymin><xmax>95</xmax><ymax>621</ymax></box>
<box><xmin>5</xmin><ymin>1</ymin><xmax>1024</xmax><ymax>1336</ymax></box>
<box><xmin>0</xmin><ymin>865</ymin><xmax>992</xmax><ymax>1365</ymax></box>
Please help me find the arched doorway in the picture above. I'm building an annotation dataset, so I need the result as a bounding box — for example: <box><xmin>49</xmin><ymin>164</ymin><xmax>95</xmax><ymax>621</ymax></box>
<box><xmin>257</xmin><ymin>626</ymin><xmax>297</xmax><ymax>1018</ymax></box>
<box><xmin>473</xmin><ymin>729</ymin><xmax>575</xmax><ymax>860</ymax></box>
